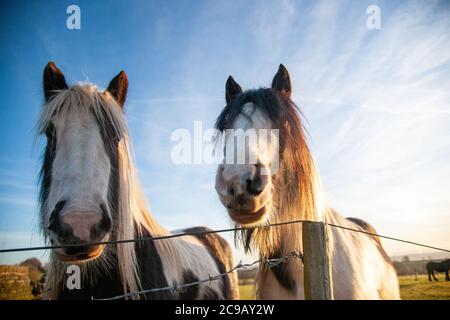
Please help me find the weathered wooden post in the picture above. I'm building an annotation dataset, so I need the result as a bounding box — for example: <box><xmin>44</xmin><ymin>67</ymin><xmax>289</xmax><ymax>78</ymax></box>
<box><xmin>302</xmin><ymin>221</ymin><xmax>334</xmax><ymax>300</ymax></box>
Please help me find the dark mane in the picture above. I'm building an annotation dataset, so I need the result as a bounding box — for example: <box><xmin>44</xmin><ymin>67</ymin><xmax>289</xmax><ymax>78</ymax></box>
<box><xmin>215</xmin><ymin>88</ymin><xmax>307</xmax><ymax>145</ymax></box>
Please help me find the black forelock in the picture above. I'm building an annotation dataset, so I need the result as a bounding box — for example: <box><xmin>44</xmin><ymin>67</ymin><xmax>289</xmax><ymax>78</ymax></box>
<box><xmin>214</xmin><ymin>87</ymin><xmax>308</xmax><ymax>160</ymax></box>
<box><xmin>215</xmin><ymin>88</ymin><xmax>301</xmax><ymax>132</ymax></box>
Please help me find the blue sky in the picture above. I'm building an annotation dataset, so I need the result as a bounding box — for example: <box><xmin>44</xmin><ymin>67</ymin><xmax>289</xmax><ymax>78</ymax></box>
<box><xmin>0</xmin><ymin>0</ymin><xmax>449</xmax><ymax>264</ymax></box>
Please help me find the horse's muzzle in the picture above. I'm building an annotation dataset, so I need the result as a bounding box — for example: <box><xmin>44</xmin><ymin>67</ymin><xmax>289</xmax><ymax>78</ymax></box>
<box><xmin>55</xmin><ymin>244</ymin><xmax>106</xmax><ymax>262</ymax></box>
<box><xmin>48</xmin><ymin>203</ymin><xmax>112</xmax><ymax>261</ymax></box>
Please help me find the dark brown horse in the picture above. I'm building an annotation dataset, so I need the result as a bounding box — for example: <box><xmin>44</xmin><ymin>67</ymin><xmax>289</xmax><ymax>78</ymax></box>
<box><xmin>427</xmin><ymin>259</ymin><xmax>450</xmax><ymax>281</ymax></box>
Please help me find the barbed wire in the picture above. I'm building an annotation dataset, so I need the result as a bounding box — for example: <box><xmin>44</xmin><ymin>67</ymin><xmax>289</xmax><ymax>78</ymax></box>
<box><xmin>2</xmin><ymin>218</ymin><xmax>448</xmax><ymax>301</ymax></box>
<box><xmin>0</xmin><ymin>219</ymin><xmax>305</xmax><ymax>253</ymax></box>
<box><xmin>94</xmin><ymin>250</ymin><xmax>303</xmax><ymax>300</ymax></box>
<box><xmin>0</xmin><ymin>219</ymin><xmax>448</xmax><ymax>254</ymax></box>
<box><xmin>327</xmin><ymin>223</ymin><xmax>450</xmax><ymax>253</ymax></box>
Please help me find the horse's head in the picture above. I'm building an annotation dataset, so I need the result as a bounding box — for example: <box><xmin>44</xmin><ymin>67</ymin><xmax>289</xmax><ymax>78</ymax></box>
<box><xmin>39</xmin><ymin>62</ymin><xmax>128</xmax><ymax>263</ymax></box>
<box><xmin>215</xmin><ymin>65</ymin><xmax>311</xmax><ymax>229</ymax></box>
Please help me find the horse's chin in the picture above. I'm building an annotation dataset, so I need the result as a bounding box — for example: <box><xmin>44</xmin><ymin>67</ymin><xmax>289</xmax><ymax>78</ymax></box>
<box><xmin>55</xmin><ymin>244</ymin><xmax>105</xmax><ymax>263</ymax></box>
<box><xmin>229</xmin><ymin>203</ymin><xmax>271</xmax><ymax>226</ymax></box>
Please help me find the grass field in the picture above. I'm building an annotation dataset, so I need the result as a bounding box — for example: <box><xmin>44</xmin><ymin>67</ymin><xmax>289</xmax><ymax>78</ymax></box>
<box><xmin>238</xmin><ymin>274</ymin><xmax>450</xmax><ymax>300</ymax></box>
<box><xmin>239</xmin><ymin>283</ymin><xmax>256</xmax><ymax>300</ymax></box>
<box><xmin>399</xmin><ymin>274</ymin><xmax>450</xmax><ymax>300</ymax></box>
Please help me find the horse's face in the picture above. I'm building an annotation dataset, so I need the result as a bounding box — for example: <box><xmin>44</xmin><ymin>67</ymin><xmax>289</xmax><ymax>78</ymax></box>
<box><xmin>45</xmin><ymin>102</ymin><xmax>112</xmax><ymax>262</ymax></box>
<box><xmin>215</xmin><ymin>103</ymin><xmax>277</xmax><ymax>226</ymax></box>
<box><xmin>215</xmin><ymin>65</ymin><xmax>291</xmax><ymax>226</ymax></box>
<box><xmin>41</xmin><ymin>62</ymin><xmax>128</xmax><ymax>262</ymax></box>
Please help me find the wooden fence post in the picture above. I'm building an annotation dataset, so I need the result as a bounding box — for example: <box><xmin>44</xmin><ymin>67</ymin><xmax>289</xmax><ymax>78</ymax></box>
<box><xmin>302</xmin><ymin>221</ymin><xmax>334</xmax><ymax>300</ymax></box>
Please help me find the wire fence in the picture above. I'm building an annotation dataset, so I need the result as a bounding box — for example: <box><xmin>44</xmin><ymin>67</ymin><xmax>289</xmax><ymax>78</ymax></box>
<box><xmin>95</xmin><ymin>251</ymin><xmax>303</xmax><ymax>300</ymax></box>
<box><xmin>0</xmin><ymin>219</ymin><xmax>304</xmax><ymax>253</ymax></box>
<box><xmin>0</xmin><ymin>219</ymin><xmax>448</xmax><ymax>254</ymax></box>
<box><xmin>1</xmin><ymin>218</ymin><xmax>449</xmax><ymax>300</ymax></box>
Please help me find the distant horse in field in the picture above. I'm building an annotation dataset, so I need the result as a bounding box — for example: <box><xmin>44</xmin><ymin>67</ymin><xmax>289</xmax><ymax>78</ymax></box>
<box><xmin>427</xmin><ymin>259</ymin><xmax>450</xmax><ymax>281</ymax></box>
<box><xmin>214</xmin><ymin>64</ymin><xmax>400</xmax><ymax>299</ymax></box>
<box><xmin>38</xmin><ymin>62</ymin><xmax>238</xmax><ymax>299</ymax></box>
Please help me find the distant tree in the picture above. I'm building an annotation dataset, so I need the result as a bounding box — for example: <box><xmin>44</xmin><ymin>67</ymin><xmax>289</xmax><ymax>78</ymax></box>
<box><xmin>19</xmin><ymin>258</ymin><xmax>44</xmax><ymax>283</ymax></box>
<box><xmin>28</xmin><ymin>267</ymin><xmax>42</xmax><ymax>284</ymax></box>
<box><xmin>19</xmin><ymin>257</ymin><xmax>44</xmax><ymax>273</ymax></box>
<box><xmin>19</xmin><ymin>258</ymin><xmax>45</xmax><ymax>297</ymax></box>
<box><xmin>401</xmin><ymin>256</ymin><xmax>410</xmax><ymax>262</ymax></box>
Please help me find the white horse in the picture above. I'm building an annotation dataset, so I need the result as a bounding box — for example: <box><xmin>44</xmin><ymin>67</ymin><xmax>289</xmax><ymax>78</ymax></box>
<box><xmin>214</xmin><ymin>64</ymin><xmax>400</xmax><ymax>299</ymax></box>
<box><xmin>39</xmin><ymin>62</ymin><xmax>238</xmax><ymax>299</ymax></box>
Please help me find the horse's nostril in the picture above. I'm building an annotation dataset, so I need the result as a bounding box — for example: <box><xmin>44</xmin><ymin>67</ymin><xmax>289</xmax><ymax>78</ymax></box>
<box><xmin>247</xmin><ymin>176</ymin><xmax>264</xmax><ymax>196</ymax></box>
<box><xmin>99</xmin><ymin>214</ymin><xmax>112</xmax><ymax>232</ymax></box>
<box><xmin>55</xmin><ymin>200</ymin><xmax>66</xmax><ymax>211</ymax></box>
<box><xmin>229</xmin><ymin>186</ymin><xmax>235</xmax><ymax>196</ymax></box>
<box><xmin>48</xmin><ymin>200</ymin><xmax>66</xmax><ymax>232</ymax></box>
<box><xmin>246</xmin><ymin>178</ymin><xmax>252</xmax><ymax>191</ymax></box>
<box><xmin>99</xmin><ymin>203</ymin><xmax>112</xmax><ymax>232</ymax></box>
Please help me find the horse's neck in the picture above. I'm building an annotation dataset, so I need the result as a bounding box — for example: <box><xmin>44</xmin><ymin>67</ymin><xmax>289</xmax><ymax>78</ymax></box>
<box><xmin>258</xmin><ymin>221</ymin><xmax>305</xmax><ymax>299</ymax></box>
<box><xmin>133</xmin><ymin>207</ymin><xmax>187</xmax><ymax>284</ymax></box>
<box><xmin>57</xmin><ymin>263</ymin><xmax>124</xmax><ymax>300</ymax></box>
<box><xmin>258</xmin><ymin>205</ymin><xmax>330</xmax><ymax>299</ymax></box>
<box><xmin>131</xmin><ymin>224</ymin><xmax>178</xmax><ymax>299</ymax></box>
<box><xmin>55</xmin><ymin>221</ymin><xmax>176</xmax><ymax>300</ymax></box>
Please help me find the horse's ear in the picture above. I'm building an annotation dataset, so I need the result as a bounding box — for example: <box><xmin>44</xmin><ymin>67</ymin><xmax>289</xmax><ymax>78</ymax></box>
<box><xmin>271</xmin><ymin>64</ymin><xmax>291</xmax><ymax>98</ymax></box>
<box><xmin>43</xmin><ymin>61</ymin><xmax>68</xmax><ymax>101</ymax></box>
<box><xmin>106</xmin><ymin>71</ymin><xmax>128</xmax><ymax>108</ymax></box>
<box><xmin>226</xmin><ymin>76</ymin><xmax>243</xmax><ymax>105</ymax></box>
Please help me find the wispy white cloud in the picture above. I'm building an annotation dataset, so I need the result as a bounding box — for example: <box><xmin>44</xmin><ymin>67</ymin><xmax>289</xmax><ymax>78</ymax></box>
<box><xmin>293</xmin><ymin>1</ymin><xmax>450</xmax><ymax>254</ymax></box>
<box><xmin>2</xmin><ymin>0</ymin><xmax>449</xmax><ymax>265</ymax></box>
<box><xmin>139</xmin><ymin>0</ymin><xmax>450</xmax><ymax>258</ymax></box>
